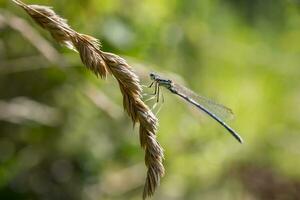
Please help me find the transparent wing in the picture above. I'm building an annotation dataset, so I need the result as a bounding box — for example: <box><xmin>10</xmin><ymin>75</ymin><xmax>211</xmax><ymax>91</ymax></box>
<box><xmin>173</xmin><ymin>83</ymin><xmax>234</xmax><ymax>121</ymax></box>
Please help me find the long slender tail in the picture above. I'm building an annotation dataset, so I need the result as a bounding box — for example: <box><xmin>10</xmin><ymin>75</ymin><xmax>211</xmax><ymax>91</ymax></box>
<box><xmin>171</xmin><ymin>89</ymin><xmax>243</xmax><ymax>143</ymax></box>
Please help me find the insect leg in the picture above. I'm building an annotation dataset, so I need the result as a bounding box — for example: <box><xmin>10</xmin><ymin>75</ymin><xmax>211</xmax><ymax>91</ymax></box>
<box><xmin>156</xmin><ymin>85</ymin><xmax>160</xmax><ymax>102</ymax></box>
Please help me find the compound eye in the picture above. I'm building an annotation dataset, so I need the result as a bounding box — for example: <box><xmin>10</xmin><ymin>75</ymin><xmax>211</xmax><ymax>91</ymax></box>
<box><xmin>149</xmin><ymin>72</ymin><xmax>157</xmax><ymax>80</ymax></box>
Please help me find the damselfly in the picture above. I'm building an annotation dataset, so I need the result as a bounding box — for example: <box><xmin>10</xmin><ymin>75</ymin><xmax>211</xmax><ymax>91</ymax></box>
<box><xmin>148</xmin><ymin>72</ymin><xmax>243</xmax><ymax>143</ymax></box>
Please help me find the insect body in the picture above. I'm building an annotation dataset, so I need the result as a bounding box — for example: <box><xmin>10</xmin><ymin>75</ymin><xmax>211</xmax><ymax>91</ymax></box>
<box><xmin>149</xmin><ymin>72</ymin><xmax>243</xmax><ymax>143</ymax></box>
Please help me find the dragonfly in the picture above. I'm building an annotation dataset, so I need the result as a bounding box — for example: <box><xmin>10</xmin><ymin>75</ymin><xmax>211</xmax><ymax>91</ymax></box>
<box><xmin>147</xmin><ymin>72</ymin><xmax>243</xmax><ymax>143</ymax></box>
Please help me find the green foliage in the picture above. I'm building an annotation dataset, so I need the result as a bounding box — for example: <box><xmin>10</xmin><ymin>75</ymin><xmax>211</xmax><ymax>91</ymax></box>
<box><xmin>1</xmin><ymin>0</ymin><xmax>300</xmax><ymax>199</ymax></box>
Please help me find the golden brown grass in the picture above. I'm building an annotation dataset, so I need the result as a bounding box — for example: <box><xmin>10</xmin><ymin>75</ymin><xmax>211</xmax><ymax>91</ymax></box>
<box><xmin>12</xmin><ymin>0</ymin><xmax>164</xmax><ymax>198</ymax></box>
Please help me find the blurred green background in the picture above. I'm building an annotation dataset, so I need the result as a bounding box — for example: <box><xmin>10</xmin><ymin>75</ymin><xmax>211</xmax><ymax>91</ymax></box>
<box><xmin>1</xmin><ymin>0</ymin><xmax>300</xmax><ymax>199</ymax></box>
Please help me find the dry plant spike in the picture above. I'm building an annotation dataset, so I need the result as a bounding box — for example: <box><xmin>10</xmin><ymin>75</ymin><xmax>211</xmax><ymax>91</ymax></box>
<box><xmin>12</xmin><ymin>0</ymin><xmax>75</xmax><ymax>49</ymax></box>
<box><xmin>12</xmin><ymin>0</ymin><xmax>164</xmax><ymax>198</ymax></box>
<box><xmin>71</xmin><ymin>33</ymin><xmax>108</xmax><ymax>78</ymax></box>
<box><xmin>0</xmin><ymin>11</ymin><xmax>62</xmax><ymax>63</ymax></box>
